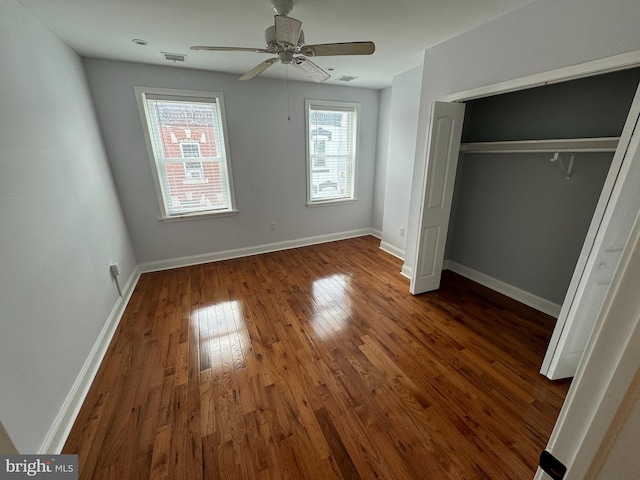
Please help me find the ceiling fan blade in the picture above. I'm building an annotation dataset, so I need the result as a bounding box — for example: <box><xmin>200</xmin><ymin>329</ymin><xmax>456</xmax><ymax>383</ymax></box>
<box><xmin>191</xmin><ymin>45</ymin><xmax>271</xmax><ymax>54</ymax></box>
<box><xmin>293</xmin><ymin>57</ymin><xmax>330</xmax><ymax>82</ymax></box>
<box><xmin>239</xmin><ymin>58</ymin><xmax>279</xmax><ymax>80</ymax></box>
<box><xmin>300</xmin><ymin>41</ymin><xmax>375</xmax><ymax>57</ymax></box>
<box><xmin>274</xmin><ymin>15</ymin><xmax>302</xmax><ymax>47</ymax></box>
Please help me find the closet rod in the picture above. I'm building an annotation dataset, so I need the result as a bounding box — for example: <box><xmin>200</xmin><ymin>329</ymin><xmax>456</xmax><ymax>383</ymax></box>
<box><xmin>459</xmin><ymin>136</ymin><xmax>619</xmax><ymax>154</ymax></box>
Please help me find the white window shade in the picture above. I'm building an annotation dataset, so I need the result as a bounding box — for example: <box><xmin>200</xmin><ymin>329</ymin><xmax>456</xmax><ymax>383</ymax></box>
<box><xmin>306</xmin><ymin>100</ymin><xmax>359</xmax><ymax>205</ymax></box>
<box><xmin>136</xmin><ymin>88</ymin><xmax>236</xmax><ymax>219</ymax></box>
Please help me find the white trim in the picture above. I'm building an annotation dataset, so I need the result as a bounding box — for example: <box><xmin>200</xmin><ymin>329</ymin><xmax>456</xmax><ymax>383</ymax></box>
<box><xmin>369</xmin><ymin>228</ymin><xmax>382</xmax><ymax>240</ymax></box>
<box><xmin>138</xmin><ymin>229</ymin><xmax>375</xmax><ymax>273</ymax></box>
<box><xmin>134</xmin><ymin>86</ymin><xmax>237</xmax><ymax>219</ymax></box>
<box><xmin>460</xmin><ymin>137</ymin><xmax>620</xmax><ymax>154</ymax></box>
<box><xmin>447</xmin><ymin>50</ymin><xmax>640</xmax><ymax>102</ymax></box>
<box><xmin>159</xmin><ymin>209</ymin><xmax>239</xmax><ymax>222</ymax></box>
<box><xmin>445</xmin><ymin>260</ymin><xmax>561</xmax><ymax>317</ymax></box>
<box><xmin>305</xmin><ymin>198</ymin><xmax>358</xmax><ymax>208</ymax></box>
<box><xmin>400</xmin><ymin>263</ymin><xmax>413</xmax><ymax>279</ymax></box>
<box><xmin>379</xmin><ymin>241</ymin><xmax>405</xmax><ymax>260</ymax></box>
<box><xmin>305</xmin><ymin>99</ymin><xmax>360</xmax><ymax>206</ymax></box>
<box><xmin>39</xmin><ymin>267</ymin><xmax>141</xmax><ymax>454</ymax></box>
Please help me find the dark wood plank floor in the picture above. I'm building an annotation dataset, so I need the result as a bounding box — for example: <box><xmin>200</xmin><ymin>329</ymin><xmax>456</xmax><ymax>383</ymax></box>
<box><xmin>63</xmin><ymin>235</ymin><xmax>570</xmax><ymax>479</ymax></box>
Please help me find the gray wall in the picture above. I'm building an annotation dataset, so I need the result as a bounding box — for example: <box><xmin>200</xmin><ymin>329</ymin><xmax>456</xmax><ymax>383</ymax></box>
<box><xmin>461</xmin><ymin>68</ymin><xmax>640</xmax><ymax>142</ymax></box>
<box><xmin>83</xmin><ymin>59</ymin><xmax>379</xmax><ymax>264</ymax></box>
<box><xmin>448</xmin><ymin>152</ymin><xmax>612</xmax><ymax>304</ymax></box>
<box><xmin>0</xmin><ymin>0</ymin><xmax>136</xmax><ymax>453</ymax></box>
<box><xmin>445</xmin><ymin>69</ymin><xmax>638</xmax><ymax>304</ymax></box>
<box><xmin>405</xmin><ymin>0</ymin><xmax>640</xmax><ymax>286</ymax></box>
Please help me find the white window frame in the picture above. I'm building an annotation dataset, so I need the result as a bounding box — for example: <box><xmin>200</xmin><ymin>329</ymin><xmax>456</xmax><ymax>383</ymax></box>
<box><xmin>305</xmin><ymin>99</ymin><xmax>359</xmax><ymax>206</ymax></box>
<box><xmin>135</xmin><ymin>87</ymin><xmax>237</xmax><ymax>221</ymax></box>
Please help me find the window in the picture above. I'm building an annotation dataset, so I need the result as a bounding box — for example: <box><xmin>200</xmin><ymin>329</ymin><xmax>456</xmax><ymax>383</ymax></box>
<box><xmin>180</xmin><ymin>143</ymin><xmax>205</xmax><ymax>180</ymax></box>
<box><xmin>135</xmin><ymin>87</ymin><xmax>236</xmax><ymax>220</ymax></box>
<box><xmin>305</xmin><ymin>100</ymin><xmax>359</xmax><ymax>205</ymax></box>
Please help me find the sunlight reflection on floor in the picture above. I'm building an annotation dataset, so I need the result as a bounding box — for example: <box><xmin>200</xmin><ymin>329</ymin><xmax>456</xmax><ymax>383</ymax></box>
<box><xmin>193</xmin><ymin>300</ymin><xmax>249</xmax><ymax>374</ymax></box>
<box><xmin>310</xmin><ymin>273</ymin><xmax>353</xmax><ymax>340</ymax></box>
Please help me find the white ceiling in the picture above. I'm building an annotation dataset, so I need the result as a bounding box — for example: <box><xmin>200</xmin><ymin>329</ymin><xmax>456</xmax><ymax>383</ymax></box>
<box><xmin>18</xmin><ymin>0</ymin><xmax>535</xmax><ymax>89</ymax></box>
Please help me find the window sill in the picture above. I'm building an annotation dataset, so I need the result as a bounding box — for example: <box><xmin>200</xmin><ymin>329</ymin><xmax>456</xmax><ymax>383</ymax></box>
<box><xmin>159</xmin><ymin>209</ymin><xmax>239</xmax><ymax>222</ymax></box>
<box><xmin>306</xmin><ymin>198</ymin><xmax>357</xmax><ymax>207</ymax></box>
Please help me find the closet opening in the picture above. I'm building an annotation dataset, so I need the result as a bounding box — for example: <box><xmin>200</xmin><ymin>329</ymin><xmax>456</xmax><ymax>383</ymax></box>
<box><xmin>444</xmin><ymin>66</ymin><xmax>640</xmax><ymax>378</ymax></box>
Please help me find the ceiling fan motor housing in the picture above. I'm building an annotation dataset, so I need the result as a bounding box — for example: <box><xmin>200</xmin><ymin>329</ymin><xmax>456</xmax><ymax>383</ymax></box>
<box><xmin>264</xmin><ymin>24</ymin><xmax>305</xmax><ymax>51</ymax></box>
<box><xmin>271</xmin><ymin>0</ymin><xmax>293</xmax><ymax>15</ymax></box>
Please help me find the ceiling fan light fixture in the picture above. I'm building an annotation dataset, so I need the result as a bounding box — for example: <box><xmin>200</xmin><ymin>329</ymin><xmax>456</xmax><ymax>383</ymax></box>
<box><xmin>278</xmin><ymin>51</ymin><xmax>294</xmax><ymax>64</ymax></box>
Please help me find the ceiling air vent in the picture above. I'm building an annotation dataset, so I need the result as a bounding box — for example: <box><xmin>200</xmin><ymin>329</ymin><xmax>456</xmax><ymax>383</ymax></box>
<box><xmin>336</xmin><ymin>75</ymin><xmax>358</xmax><ymax>82</ymax></box>
<box><xmin>162</xmin><ymin>52</ymin><xmax>187</xmax><ymax>63</ymax></box>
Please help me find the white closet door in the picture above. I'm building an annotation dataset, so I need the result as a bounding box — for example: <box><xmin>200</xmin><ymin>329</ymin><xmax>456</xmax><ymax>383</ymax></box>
<box><xmin>541</xmin><ymin>83</ymin><xmax>640</xmax><ymax>380</ymax></box>
<box><xmin>410</xmin><ymin>101</ymin><xmax>465</xmax><ymax>294</ymax></box>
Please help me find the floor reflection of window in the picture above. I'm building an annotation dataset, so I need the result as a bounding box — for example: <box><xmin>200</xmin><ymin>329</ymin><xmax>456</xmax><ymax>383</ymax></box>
<box><xmin>192</xmin><ymin>300</ymin><xmax>248</xmax><ymax>374</ymax></box>
<box><xmin>310</xmin><ymin>274</ymin><xmax>353</xmax><ymax>340</ymax></box>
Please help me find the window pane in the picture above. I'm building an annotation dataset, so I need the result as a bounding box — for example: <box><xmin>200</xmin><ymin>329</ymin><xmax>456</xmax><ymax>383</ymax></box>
<box><xmin>159</xmin><ymin>159</ymin><xmax>229</xmax><ymax>213</ymax></box>
<box><xmin>140</xmin><ymin>91</ymin><xmax>236</xmax><ymax>218</ymax></box>
<box><xmin>307</xmin><ymin>101</ymin><xmax>358</xmax><ymax>204</ymax></box>
<box><xmin>180</xmin><ymin>143</ymin><xmax>201</xmax><ymax>158</ymax></box>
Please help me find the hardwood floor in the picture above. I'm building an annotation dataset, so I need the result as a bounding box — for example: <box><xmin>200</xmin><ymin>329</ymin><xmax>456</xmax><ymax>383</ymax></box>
<box><xmin>63</xmin><ymin>236</ymin><xmax>570</xmax><ymax>479</ymax></box>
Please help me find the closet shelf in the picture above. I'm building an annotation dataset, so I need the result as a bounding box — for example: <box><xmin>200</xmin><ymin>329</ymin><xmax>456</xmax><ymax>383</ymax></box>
<box><xmin>459</xmin><ymin>136</ymin><xmax>620</xmax><ymax>154</ymax></box>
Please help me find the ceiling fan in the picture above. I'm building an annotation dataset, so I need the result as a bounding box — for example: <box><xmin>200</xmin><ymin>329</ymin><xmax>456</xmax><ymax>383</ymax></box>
<box><xmin>190</xmin><ymin>0</ymin><xmax>375</xmax><ymax>82</ymax></box>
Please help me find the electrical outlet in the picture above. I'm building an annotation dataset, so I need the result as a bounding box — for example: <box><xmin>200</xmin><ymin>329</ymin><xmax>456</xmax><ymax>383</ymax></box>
<box><xmin>270</xmin><ymin>222</ymin><xmax>276</xmax><ymax>231</ymax></box>
<box><xmin>400</xmin><ymin>227</ymin><xmax>405</xmax><ymax>237</ymax></box>
<box><xmin>109</xmin><ymin>263</ymin><xmax>121</xmax><ymax>277</ymax></box>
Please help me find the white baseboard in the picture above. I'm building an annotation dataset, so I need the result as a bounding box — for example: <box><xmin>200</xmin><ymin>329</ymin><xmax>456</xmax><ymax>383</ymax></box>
<box><xmin>39</xmin><ymin>267</ymin><xmax>141</xmax><ymax>454</ymax></box>
<box><xmin>400</xmin><ymin>264</ymin><xmax>413</xmax><ymax>279</ymax></box>
<box><xmin>40</xmin><ymin>229</ymin><xmax>380</xmax><ymax>453</ymax></box>
<box><xmin>370</xmin><ymin>228</ymin><xmax>382</xmax><ymax>240</ymax></box>
<box><xmin>445</xmin><ymin>260</ymin><xmax>561</xmax><ymax>318</ymax></box>
<box><xmin>138</xmin><ymin>228</ymin><xmax>376</xmax><ymax>273</ymax></box>
<box><xmin>379</xmin><ymin>241</ymin><xmax>405</xmax><ymax>261</ymax></box>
